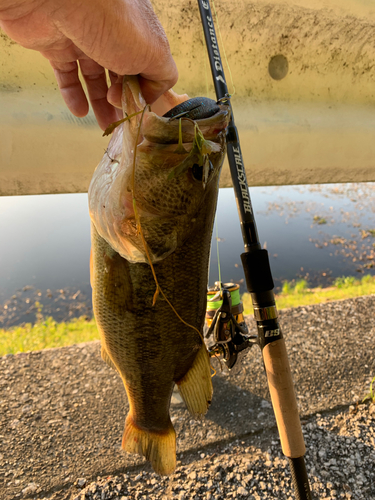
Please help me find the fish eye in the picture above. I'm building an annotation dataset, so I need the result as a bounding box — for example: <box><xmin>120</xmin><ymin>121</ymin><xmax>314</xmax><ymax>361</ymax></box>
<box><xmin>192</xmin><ymin>163</ymin><xmax>203</xmax><ymax>181</ymax></box>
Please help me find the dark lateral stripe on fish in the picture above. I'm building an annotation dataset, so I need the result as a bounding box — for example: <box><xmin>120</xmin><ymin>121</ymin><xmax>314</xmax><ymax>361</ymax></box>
<box><xmin>163</xmin><ymin>97</ymin><xmax>220</xmax><ymax>120</ymax></box>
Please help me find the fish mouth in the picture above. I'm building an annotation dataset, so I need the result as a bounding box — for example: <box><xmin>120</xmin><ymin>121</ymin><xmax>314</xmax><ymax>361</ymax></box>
<box><xmin>121</xmin><ymin>76</ymin><xmax>230</xmax><ymax>151</ymax></box>
<box><xmin>162</xmin><ymin>97</ymin><xmax>222</xmax><ymax>121</ymax></box>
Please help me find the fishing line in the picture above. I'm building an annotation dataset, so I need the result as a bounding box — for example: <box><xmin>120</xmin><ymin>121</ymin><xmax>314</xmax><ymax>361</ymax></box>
<box><xmin>201</xmin><ymin>25</ymin><xmax>210</xmax><ymax>98</ymax></box>
<box><xmin>215</xmin><ymin>217</ymin><xmax>222</xmax><ymax>290</ymax></box>
<box><xmin>211</xmin><ymin>0</ymin><xmax>236</xmax><ymax>96</ymax></box>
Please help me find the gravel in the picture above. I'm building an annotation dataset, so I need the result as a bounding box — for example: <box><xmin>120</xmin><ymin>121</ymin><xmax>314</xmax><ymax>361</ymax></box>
<box><xmin>69</xmin><ymin>404</ymin><xmax>375</xmax><ymax>500</ymax></box>
<box><xmin>1</xmin><ymin>295</ymin><xmax>374</xmax><ymax>500</ymax></box>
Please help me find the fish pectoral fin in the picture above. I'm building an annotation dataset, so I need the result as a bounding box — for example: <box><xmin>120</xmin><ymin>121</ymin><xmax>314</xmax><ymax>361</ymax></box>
<box><xmin>176</xmin><ymin>344</ymin><xmax>213</xmax><ymax>419</ymax></box>
<box><xmin>101</xmin><ymin>345</ymin><xmax>118</xmax><ymax>372</ymax></box>
<box><xmin>122</xmin><ymin>415</ymin><xmax>176</xmax><ymax>476</ymax></box>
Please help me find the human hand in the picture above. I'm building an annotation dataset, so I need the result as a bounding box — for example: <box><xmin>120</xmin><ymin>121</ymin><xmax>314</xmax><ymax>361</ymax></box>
<box><xmin>0</xmin><ymin>0</ymin><xmax>178</xmax><ymax>130</ymax></box>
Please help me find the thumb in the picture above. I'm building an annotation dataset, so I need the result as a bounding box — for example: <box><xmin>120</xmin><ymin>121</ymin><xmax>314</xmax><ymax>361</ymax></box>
<box><xmin>107</xmin><ymin>71</ymin><xmax>179</xmax><ymax>109</ymax></box>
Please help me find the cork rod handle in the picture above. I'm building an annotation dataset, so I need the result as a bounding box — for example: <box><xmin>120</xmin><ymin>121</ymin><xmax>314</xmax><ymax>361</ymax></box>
<box><xmin>263</xmin><ymin>338</ymin><xmax>305</xmax><ymax>458</ymax></box>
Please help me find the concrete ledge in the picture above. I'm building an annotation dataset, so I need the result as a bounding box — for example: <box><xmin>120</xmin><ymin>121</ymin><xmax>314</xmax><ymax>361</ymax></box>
<box><xmin>2</xmin><ymin>0</ymin><xmax>375</xmax><ymax>195</ymax></box>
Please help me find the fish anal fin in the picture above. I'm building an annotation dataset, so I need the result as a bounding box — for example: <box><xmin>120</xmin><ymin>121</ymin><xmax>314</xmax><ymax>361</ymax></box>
<box><xmin>176</xmin><ymin>344</ymin><xmax>213</xmax><ymax>419</ymax></box>
<box><xmin>101</xmin><ymin>344</ymin><xmax>118</xmax><ymax>372</ymax></box>
<box><xmin>122</xmin><ymin>415</ymin><xmax>176</xmax><ymax>475</ymax></box>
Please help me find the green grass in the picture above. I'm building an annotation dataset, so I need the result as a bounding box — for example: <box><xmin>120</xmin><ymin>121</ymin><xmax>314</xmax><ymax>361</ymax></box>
<box><xmin>243</xmin><ymin>274</ymin><xmax>375</xmax><ymax>313</ymax></box>
<box><xmin>362</xmin><ymin>376</ymin><xmax>375</xmax><ymax>404</ymax></box>
<box><xmin>1</xmin><ymin>274</ymin><xmax>375</xmax><ymax>356</ymax></box>
<box><xmin>0</xmin><ymin>316</ymin><xmax>99</xmax><ymax>356</ymax></box>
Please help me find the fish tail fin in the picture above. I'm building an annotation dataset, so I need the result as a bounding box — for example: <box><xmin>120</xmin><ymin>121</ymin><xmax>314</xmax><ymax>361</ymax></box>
<box><xmin>176</xmin><ymin>344</ymin><xmax>213</xmax><ymax>419</ymax></box>
<box><xmin>122</xmin><ymin>415</ymin><xmax>176</xmax><ymax>475</ymax></box>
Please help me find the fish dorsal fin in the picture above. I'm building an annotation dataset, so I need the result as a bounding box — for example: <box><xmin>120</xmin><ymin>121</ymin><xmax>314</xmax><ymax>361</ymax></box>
<box><xmin>176</xmin><ymin>344</ymin><xmax>213</xmax><ymax>419</ymax></box>
<box><xmin>101</xmin><ymin>344</ymin><xmax>118</xmax><ymax>372</ymax></box>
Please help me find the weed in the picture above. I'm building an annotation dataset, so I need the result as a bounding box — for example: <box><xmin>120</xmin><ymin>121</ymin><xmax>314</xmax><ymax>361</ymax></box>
<box><xmin>362</xmin><ymin>376</ymin><xmax>375</xmax><ymax>404</ymax></box>
<box><xmin>334</xmin><ymin>276</ymin><xmax>356</xmax><ymax>288</ymax></box>
<box><xmin>294</xmin><ymin>279</ymin><xmax>309</xmax><ymax>294</ymax></box>
<box><xmin>361</xmin><ymin>275</ymin><xmax>374</xmax><ymax>285</ymax></box>
<box><xmin>313</xmin><ymin>216</ymin><xmax>327</xmax><ymax>225</ymax></box>
<box><xmin>281</xmin><ymin>279</ymin><xmax>309</xmax><ymax>295</ymax></box>
<box><xmin>282</xmin><ymin>281</ymin><xmax>294</xmax><ymax>294</ymax></box>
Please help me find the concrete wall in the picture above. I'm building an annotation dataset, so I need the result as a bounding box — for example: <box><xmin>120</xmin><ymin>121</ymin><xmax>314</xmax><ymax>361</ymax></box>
<box><xmin>1</xmin><ymin>0</ymin><xmax>375</xmax><ymax>195</ymax></box>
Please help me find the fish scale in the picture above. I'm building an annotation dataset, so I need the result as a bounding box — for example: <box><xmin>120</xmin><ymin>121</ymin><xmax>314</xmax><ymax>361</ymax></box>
<box><xmin>89</xmin><ymin>76</ymin><xmax>230</xmax><ymax>475</ymax></box>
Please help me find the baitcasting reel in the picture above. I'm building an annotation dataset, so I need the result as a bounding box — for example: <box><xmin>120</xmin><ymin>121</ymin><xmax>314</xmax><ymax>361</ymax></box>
<box><xmin>205</xmin><ymin>282</ymin><xmax>257</xmax><ymax>369</ymax></box>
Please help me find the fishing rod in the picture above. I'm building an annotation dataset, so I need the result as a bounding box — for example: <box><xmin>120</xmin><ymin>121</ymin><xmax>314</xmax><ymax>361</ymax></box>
<box><xmin>197</xmin><ymin>1</ymin><xmax>312</xmax><ymax>498</ymax></box>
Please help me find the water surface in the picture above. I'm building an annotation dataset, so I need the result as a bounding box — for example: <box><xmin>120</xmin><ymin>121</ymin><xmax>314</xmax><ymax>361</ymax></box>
<box><xmin>1</xmin><ymin>183</ymin><xmax>374</xmax><ymax>327</ymax></box>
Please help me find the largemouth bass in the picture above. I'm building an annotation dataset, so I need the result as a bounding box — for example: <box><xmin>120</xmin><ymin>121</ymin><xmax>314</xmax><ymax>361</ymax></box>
<box><xmin>89</xmin><ymin>76</ymin><xmax>230</xmax><ymax>475</ymax></box>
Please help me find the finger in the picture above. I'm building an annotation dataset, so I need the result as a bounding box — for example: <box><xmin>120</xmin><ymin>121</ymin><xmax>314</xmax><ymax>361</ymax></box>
<box><xmin>75</xmin><ymin>0</ymin><xmax>178</xmax><ymax>105</ymax></box>
<box><xmin>107</xmin><ymin>81</ymin><xmax>122</xmax><ymax>110</ymax></box>
<box><xmin>108</xmin><ymin>71</ymin><xmax>179</xmax><ymax>110</ymax></box>
<box><xmin>107</xmin><ymin>72</ymin><xmax>122</xmax><ymax>108</ymax></box>
<box><xmin>107</xmin><ymin>74</ymin><xmax>124</xmax><ymax>121</ymax></box>
<box><xmin>138</xmin><ymin>75</ymin><xmax>178</xmax><ymax>105</ymax></box>
<box><xmin>134</xmin><ymin>13</ymin><xmax>179</xmax><ymax>103</ymax></box>
<box><xmin>108</xmin><ymin>71</ymin><xmax>119</xmax><ymax>87</ymax></box>
<box><xmin>50</xmin><ymin>60</ymin><xmax>89</xmax><ymax>118</ymax></box>
<box><xmin>78</xmin><ymin>59</ymin><xmax>118</xmax><ymax>131</ymax></box>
